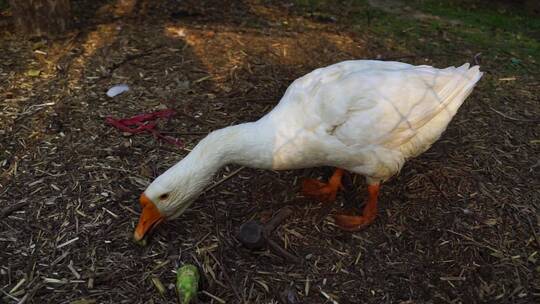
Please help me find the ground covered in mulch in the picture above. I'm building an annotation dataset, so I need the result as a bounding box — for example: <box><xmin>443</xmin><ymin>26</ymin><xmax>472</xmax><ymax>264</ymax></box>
<box><xmin>1</xmin><ymin>0</ymin><xmax>539</xmax><ymax>303</ymax></box>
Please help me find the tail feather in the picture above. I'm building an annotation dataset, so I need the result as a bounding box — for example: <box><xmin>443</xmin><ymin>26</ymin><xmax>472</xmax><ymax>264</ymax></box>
<box><xmin>449</xmin><ymin>64</ymin><xmax>483</xmax><ymax>111</ymax></box>
<box><xmin>397</xmin><ymin>64</ymin><xmax>482</xmax><ymax>158</ymax></box>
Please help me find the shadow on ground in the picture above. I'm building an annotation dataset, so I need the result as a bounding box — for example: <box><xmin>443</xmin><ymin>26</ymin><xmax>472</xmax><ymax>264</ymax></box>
<box><xmin>1</xmin><ymin>0</ymin><xmax>538</xmax><ymax>303</ymax></box>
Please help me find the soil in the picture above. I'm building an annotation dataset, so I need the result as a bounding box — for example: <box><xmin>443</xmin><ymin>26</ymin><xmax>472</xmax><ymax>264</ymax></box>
<box><xmin>1</xmin><ymin>1</ymin><xmax>539</xmax><ymax>303</ymax></box>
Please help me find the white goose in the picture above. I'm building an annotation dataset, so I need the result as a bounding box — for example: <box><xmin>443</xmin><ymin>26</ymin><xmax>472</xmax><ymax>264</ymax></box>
<box><xmin>133</xmin><ymin>60</ymin><xmax>482</xmax><ymax>240</ymax></box>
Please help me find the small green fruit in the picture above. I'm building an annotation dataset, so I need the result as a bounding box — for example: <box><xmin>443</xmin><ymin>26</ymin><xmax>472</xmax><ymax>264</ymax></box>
<box><xmin>176</xmin><ymin>264</ymin><xmax>200</xmax><ymax>304</ymax></box>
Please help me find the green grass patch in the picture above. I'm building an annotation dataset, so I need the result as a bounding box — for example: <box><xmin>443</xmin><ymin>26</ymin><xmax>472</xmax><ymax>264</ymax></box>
<box><xmin>290</xmin><ymin>0</ymin><xmax>539</xmax><ymax>73</ymax></box>
<box><xmin>414</xmin><ymin>0</ymin><xmax>540</xmax><ymax>61</ymax></box>
<box><xmin>417</xmin><ymin>0</ymin><xmax>540</xmax><ymax>33</ymax></box>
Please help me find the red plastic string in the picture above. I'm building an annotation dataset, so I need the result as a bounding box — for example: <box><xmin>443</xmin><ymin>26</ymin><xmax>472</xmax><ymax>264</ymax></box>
<box><xmin>106</xmin><ymin>109</ymin><xmax>183</xmax><ymax>147</ymax></box>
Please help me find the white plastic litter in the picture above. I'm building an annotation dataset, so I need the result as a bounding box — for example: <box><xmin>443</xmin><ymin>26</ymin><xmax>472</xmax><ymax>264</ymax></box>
<box><xmin>106</xmin><ymin>84</ymin><xmax>129</xmax><ymax>97</ymax></box>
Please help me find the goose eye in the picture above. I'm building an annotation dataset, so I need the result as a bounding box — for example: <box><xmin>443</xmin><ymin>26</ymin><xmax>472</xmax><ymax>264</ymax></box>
<box><xmin>159</xmin><ymin>193</ymin><xmax>169</xmax><ymax>200</ymax></box>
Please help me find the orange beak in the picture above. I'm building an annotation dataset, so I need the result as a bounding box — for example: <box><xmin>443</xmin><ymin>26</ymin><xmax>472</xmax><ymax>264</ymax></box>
<box><xmin>133</xmin><ymin>193</ymin><xmax>164</xmax><ymax>241</ymax></box>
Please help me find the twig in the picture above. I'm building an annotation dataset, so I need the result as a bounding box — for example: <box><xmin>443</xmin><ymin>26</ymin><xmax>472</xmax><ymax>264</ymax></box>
<box><xmin>263</xmin><ymin>207</ymin><xmax>294</xmax><ymax>234</ymax></box>
<box><xmin>0</xmin><ymin>289</ymin><xmax>19</xmax><ymax>302</ymax></box>
<box><xmin>107</xmin><ymin>45</ymin><xmax>163</xmax><ymax>74</ymax></box>
<box><xmin>488</xmin><ymin>107</ymin><xmax>540</xmax><ymax>123</ymax></box>
<box><xmin>203</xmin><ymin>167</ymin><xmax>245</xmax><ymax>194</ymax></box>
<box><xmin>526</xmin><ymin>217</ymin><xmax>540</xmax><ymax>249</ymax></box>
<box><xmin>473</xmin><ymin>52</ymin><xmax>482</xmax><ymax>65</ymax></box>
<box><xmin>446</xmin><ymin>229</ymin><xmax>502</xmax><ymax>254</ymax></box>
<box><xmin>201</xmin><ymin>290</ymin><xmax>226</xmax><ymax>304</ymax></box>
<box><xmin>267</xmin><ymin>239</ymin><xmax>302</xmax><ymax>264</ymax></box>
<box><xmin>19</xmin><ymin>284</ymin><xmax>42</xmax><ymax>304</ymax></box>
<box><xmin>17</xmin><ymin>277</ymin><xmax>42</xmax><ymax>304</ymax></box>
<box><xmin>319</xmin><ymin>287</ymin><xmax>339</xmax><ymax>304</ymax></box>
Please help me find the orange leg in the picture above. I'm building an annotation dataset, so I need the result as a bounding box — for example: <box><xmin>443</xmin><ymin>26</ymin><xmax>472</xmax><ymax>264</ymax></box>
<box><xmin>334</xmin><ymin>183</ymin><xmax>380</xmax><ymax>231</ymax></box>
<box><xmin>302</xmin><ymin>168</ymin><xmax>344</xmax><ymax>203</ymax></box>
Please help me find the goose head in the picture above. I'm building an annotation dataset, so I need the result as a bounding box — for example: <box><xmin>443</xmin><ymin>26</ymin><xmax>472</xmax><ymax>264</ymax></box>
<box><xmin>132</xmin><ymin>123</ymin><xmax>269</xmax><ymax>242</ymax></box>
<box><xmin>132</xmin><ymin>158</ymin><xmax>216</xmax><ymax>241</ymax></box>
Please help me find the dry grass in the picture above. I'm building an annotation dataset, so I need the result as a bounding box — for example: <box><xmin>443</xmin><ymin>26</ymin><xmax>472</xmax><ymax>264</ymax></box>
<box><xmin>1</xmin><ymin>0</ymin><xmax>539</xmax><ymax>303</ymax></box>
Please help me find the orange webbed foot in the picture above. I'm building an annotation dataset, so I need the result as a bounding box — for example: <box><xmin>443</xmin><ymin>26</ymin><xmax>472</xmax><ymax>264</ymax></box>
<box><xmin>302</xmin><ymin>179</ymin><xmax>339</xmax><ymax>202</ymax></box>
<box><xmin>334</xmin><ymin>213</ymin><xmax>376</xmax><ymax>231</ymax></box>
<box><xmin>301</xmin><ymin>169</ymin><xmax>344</xmax><ymax>203</ymax></box>
<box><xmin>334</xmin><ymin>183</ymin><xmax>380</xmax><ymax>231</ymax></box>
